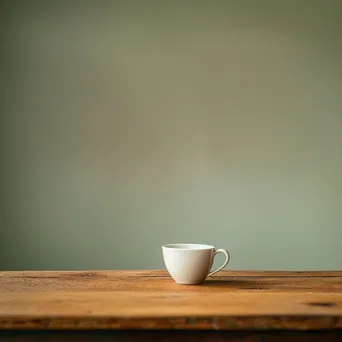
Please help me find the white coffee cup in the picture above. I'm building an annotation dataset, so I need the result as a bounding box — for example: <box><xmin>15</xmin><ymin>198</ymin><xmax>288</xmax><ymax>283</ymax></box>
<box><xmin>162</xmin><ymin>243</ymin><xmax>231</xmax><ymax>285</ymax></box>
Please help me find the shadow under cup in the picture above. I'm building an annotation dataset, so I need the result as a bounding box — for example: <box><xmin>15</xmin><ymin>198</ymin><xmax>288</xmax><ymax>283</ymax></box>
<box><xmin>162</xmin><ymin>244</ymin><xmax>227</xmax><ymax>285</ymax></box>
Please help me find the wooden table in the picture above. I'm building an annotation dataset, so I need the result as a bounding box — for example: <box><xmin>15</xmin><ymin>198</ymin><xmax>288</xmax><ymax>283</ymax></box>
<box><xmin>0</xmin><ymin>270</ymin><xmax>341</xmax><ymax>341</ymax></box>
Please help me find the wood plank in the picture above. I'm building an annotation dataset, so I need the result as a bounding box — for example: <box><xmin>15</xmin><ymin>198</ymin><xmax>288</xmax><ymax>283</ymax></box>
<box><xmin>1</xmin><ymin>270</ymin><xmax>342</xmax><ymax>292</ymax></box>
<box><xmin>0</xmin><ymin>271</ymin><xmax>342</xmax><ymax>330</ymax></box>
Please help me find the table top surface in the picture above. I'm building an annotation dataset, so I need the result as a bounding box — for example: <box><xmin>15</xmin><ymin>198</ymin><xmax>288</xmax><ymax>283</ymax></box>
<box><xmin>0</xmin><ymin>270</ymin><xmax>342</xmax><ymax>330</ymax></box>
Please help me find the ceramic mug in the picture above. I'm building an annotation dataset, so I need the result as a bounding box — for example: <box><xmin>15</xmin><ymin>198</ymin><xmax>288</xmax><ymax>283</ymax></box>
<box><xmin>162</xmin><ymin>243</ymin><xmax>230</xmax><ymax>285</ymax></box>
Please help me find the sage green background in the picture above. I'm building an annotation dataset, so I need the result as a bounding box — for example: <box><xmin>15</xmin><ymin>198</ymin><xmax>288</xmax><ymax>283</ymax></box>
<box><xmin>2</xmin><ymin>1</ymin><xmax>342</xmax><ymax>270</ymax></box>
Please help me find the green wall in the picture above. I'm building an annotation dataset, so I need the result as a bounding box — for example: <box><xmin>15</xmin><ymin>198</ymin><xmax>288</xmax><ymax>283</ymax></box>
<box><xmin>2</xmin><ymin>1</ymin><xmax>342</xmax><ymax>270</ymax></box>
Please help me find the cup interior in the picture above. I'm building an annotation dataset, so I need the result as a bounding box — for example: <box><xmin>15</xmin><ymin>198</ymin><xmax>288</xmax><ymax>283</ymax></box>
<box><xmin>162</xmin><ymin>243</ymin><xmax>214</xmax><ymax>250</ymax></box>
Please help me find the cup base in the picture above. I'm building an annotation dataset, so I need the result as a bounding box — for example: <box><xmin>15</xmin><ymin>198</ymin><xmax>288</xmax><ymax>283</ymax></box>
<box><xmin>175</xmin><ymin>281</ymin><xmax>203</xmax><ymax>285</ymax></box>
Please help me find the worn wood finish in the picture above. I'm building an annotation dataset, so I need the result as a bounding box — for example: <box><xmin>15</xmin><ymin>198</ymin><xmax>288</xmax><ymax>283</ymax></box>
<box><xmin>0</xmin><ymin>271</ymin><xmax>342</xmax><ymax>330</ymax></box>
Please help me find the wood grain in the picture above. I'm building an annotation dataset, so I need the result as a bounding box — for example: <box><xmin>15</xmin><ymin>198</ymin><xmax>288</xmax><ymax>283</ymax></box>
<box><xmin>0</xmin><ymin>271</ymin><xmax>342</xmax><ymax>330</ymax></box>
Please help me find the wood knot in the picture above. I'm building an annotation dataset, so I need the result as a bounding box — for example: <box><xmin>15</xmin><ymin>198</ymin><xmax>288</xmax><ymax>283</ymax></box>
<box><xmin>308</xmin><ymin>302</ymin><xmax>336</xmax><ymax>307</ymax></box>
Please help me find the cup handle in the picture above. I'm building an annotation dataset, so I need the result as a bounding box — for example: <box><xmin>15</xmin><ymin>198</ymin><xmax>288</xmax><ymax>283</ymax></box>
<box><xmin>207</xmin><ymin>249</ymin><xmax>230</xmax><ymax>278</ymax></box>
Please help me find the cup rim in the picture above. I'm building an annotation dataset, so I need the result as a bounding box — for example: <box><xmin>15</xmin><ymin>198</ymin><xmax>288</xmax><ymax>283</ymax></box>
<box><xmin>162</xmin><ymin>243</ymin><xmax>215</xmax><ymax>250</ymax></box>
